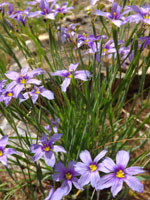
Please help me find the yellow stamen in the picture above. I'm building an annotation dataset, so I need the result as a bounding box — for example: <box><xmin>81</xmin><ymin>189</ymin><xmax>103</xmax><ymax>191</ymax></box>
<box><xmin>43</xmin><ymin>145</ymin><xmax>50</xmax><ymax>152</ymax></box>
<box><xmin>114</xmin><ymin>12</ymin><xmax>116</xmax><ymax>16</ymax></box>
<box><xmin>116</xmin><ymin>170</ymin><xmax>125</xmax><ymax>178</ymax></box>
<box><xmin>103</xmin><ymin>48</ymin><xmax>107</xmax><ymax>52</ymax></box>
<box><xmin>89</xmin><ymin>164</ymin><xmax>97</xmax><ymax>172</ymax></box>
<box><xmin>65</xmin><ymin>172</ymin><xmax>72</xmax><ymax>180</ymax></box>
<box><xmin>75</xmin><ymin>190</ymin><xmax>81</xmax><ymax>197</ymax></box>
<box><xmin>7</xmin><ymin>92</ymin><xmax>13</xmax><ymax>97</ymax></box>
<box><xmin>20</xmin><ymin>79</ymin><xmax>27</xmax><ymax>84</ymax></box>
<box><xmin>0</xmin><ymin>150</ymin><xmax>3</xmax><ymax>157</ymax></box>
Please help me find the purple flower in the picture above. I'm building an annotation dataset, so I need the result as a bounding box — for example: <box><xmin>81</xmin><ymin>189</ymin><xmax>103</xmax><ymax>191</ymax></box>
<box><xmin>54</xmin><ymin>2</ymin><xmax>73</xmax><ymax>16</ymax></box>
<box><xmin>44</xmin><ymin>118</ymin><xmax>60</xmax><ymax>133</ymax></box>
<box><xmin>128</xmin><ymin>5</ymin><xmax>150</xmax><ymax>25</ymax></box>
<box><xmin>19</xmin><ymin>86</ymin><xmax>54</xmax><ymax>104</ymax></box>
<box><xmin>5</xmin><ymin>67</ymin><xmax>44</xmax><ymax>98</ymax></box>
<box><xmin>59</xmin><ymin>24</ymin><xmax>76</xmax><ymax>43</ymax></box>
<box><xmin>0</xmin><ymin>135</ymin><xmax>18</xmax><ymax>166</ymax></box>
<box><xmin>77</xmin><ymin>33</ymin><xmax>103</xmax><ymax>52</ymax></box>
<box><xmin>30</xmin><ymin>134</ymin><xmax>66</xmax><ymax>167</ymax></box>
<box><xmin>9</xmin><ymin>6</ymin><xmax>31</xmax><ymax>26</ymax></box>
<box><xmin>28</xmin><ymin>0</ymin><xmax>56</xmax><ymax>20</ymax></box>
<box><xmin>0</xmin><ymin>81</ymin><xmax>16</xmax><ymax>106</ymax></box>
<box><xmin>50</xmin><ymin>63</ymin><xmax>91</xmax><ymax>92</ymax></box>
<box><xmin>97</xmin><ymin>150</ymin><xmax>145</xmax><ymax>197</ymax></box>
<box><xmin>52</xmin><ymin>161</ymin><xmax>82</xmax><ymax>197</ymax></box>
<box><xmin>95</xmin><ymin>3</ymin><xmax>129</xmax><ymax>27</ymax></box>
<box><xmin>75</xmin><ymin>149</ymin><xmax>107</xmax><ymax>188</ymax></box>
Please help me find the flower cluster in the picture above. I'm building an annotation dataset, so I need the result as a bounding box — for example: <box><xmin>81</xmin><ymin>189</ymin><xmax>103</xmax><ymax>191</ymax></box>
<box><xmin>0</xmin><ymin>63</ymin><xmax>90</xmax><ymax>106</ymax></box>
<box><xmin>44</xmin><ymin>150</ymin><xmax>145</xmax><ymax>199</ymax></box>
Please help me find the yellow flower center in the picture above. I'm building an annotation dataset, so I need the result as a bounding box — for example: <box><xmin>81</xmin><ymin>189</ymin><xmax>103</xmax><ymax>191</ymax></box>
<box><xmin>89</xmin><ymin>164</ymin><xmax>97</xmax><ymax>172</ymax></box>
<box><xmin>35</xmin><ymin>88</ymin><xmax>40</xmax><ymax>94</ymax></box>
<box><xmin>103</xmin><ymin>48</ymin><xmax>107</xmax><ymax>52</ymax></box>
<box><xmin>7</xmin><ymin>92</ymin><xmax>13</xmax><ymax>97</ymax></box>
<box><xmin>43</xmin><ymin>145</ymin><xmax>50</xmax><ymax>152</ymax></box>
<box><xmin>116</xmin><ymin>170</ymin><xmax>125</xmax><ymax>178</ymax></box>
<box><xmin>65</xmin><ymin>172</ymin><xmax>72</xmax><ymax>180</ymax></box>
<box><xmin>20</xmin><ymin>78</ymin><xmax>27</xmax><ymax>84</ymax></box>
<box><xmin>144</xmin><ymin>13</ymin><xmax>150</xmax><ymax>19</ymax></box>
<box><xmin>85</xmin><ymin>39</ymin><xmax>89</xmax><ymax>45</ymax></box>
<box><xmin>114</xmin><ymin>12</ymin><xmax>116</xmax><ymax>16</ymax></box>
<box><xmin>0</xmin><ymin>150</ymin><xmax>3</xmax><ymax>157</ymax></box>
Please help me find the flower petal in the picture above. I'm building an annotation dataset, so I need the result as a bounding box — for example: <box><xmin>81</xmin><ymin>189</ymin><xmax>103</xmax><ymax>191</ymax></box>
<box><xmin>27</xmin><ymin>79</ymin><xmax>41</xmax><ymax>85</ymax></box>
<box><xmin>124</xmin><ymin>175</ymin><xmax>144</xmax><ymax>193</ymax></box>
<box><xmin>28</xmin><ymin>68</ymin><xmax>44</xmax><ymax>77</ymax></box>
<box><xmin>54</xmin><ymin>161</ymin><xmax>66</xmax><ymax>173</ymax></box>
<box><xmin>5</xmin><ymin>71</ymin><xmax>19</xmax><ymax>80</ymax></box>
<box><xmin>44</xmin><ymin>151</ymin><xmax>55</xmax><ymax>167</ymax></box>
<box><xmin>13</xmin><ymin>84</ymin><xmax>24</xmax><ymax>98</ymax></box>
<box><xmin>96</xmin><ymin>173</ymin><xmax>114</xmax><ymax>190</ymax></box>
<box><xmin>79</xmin><ymin>150</ymin><xmax>92</xmax><ymax>165</ymax></box>
<box><xmin>40</xmin><ymin>134</ymin><xmax>47</xmax><ymax>144</ymax></box>
<box><xmin>74</xmin><ymin>162</ymin><xmax>89</xmax><ymax>174</ymax></box>
<box><xmin>41</xmin><ymin>89</ymin><xmax>54</xmax><ymax>100</ymax></box>
<box><xmin>111</xmin><ymin>178</ymin><xmax>123</xmax><ymax>197</ymax></box>
<box><xmin>30</xmin><ymin>144</ymin><xmax>41</xmax><ymax>153</ymax></box>
<box><xmin>125</xmin><ymin>166</ymin><xmax>145</xmax><ymax>175</ymax></box>
<box><xmin>78</xmin><ymin>172</ymin><xmax>91</xmax><ymax>187</ymax></box>
<box><xmin>50</xmin><ymin>70</ymin><xmax>68</xmax><ymax>77</ymax></box>
<box><xmin>94</xmin><ymin>10</ymin><xmax>110</xmax><ymax>17</ymax></box>
<box><xmin>53</xmin><ymin>145</ymin><xmax>66</xmax><ymax>153</ymax></box>
<box><xmin>60</xmin><ymin>180</ymin><xmax>72</xmax><ymax>196</ymax></box>
<box><xmin>116</xmin><ymin>150</ymin><xmax>129</xmax><ymax>168</ymax></box>
<box><xmin>0</xmin><ymin>135</ymin><xmax>8</xmax><ymax>147</ymax></box>
<box><xmin>5</xmin><ymin>148</ymin><xmax>17</xmax><ymax>155</ymax></box>
<box><xmin>99</xmin><ymin>157</ymin><xmax>115</xmax><ymax>173</ymax></box>
<box><xmin>69</xmin><ymin>63</ymin><xmax>78</xmax><ymax>71</ymax></box>
<box><xmin>61</xmin><ymin>78</ymin><xmax>71</xmax><ymax>92</ymax></box>
<box><xmin>72</xmin><ymin>177</ymin><xmax>83</xmax><ymax>190</ymax></box>
<box><xmin>94</xmin><ymin>150</ymin><xmax>108</xmax><ymax>163</ymax></box>
<box><xmin>90</xmin><ymin>171</ymin><xmax>100</xmax><ymax>188</ymax></box>
<box><xmin>74</xmin><ymin>70</ymin><xmax>91</xmax><ymax>81</ymax></box>
<box><xmin>0</xmin><ymin>155</ymin><xmax>7</xmax><ymax>166</ymax></box>
<box><xmin>33</xmin><ymin>150</ymin><xmax>44</xmax><ymax>162</ymax></box>
<box><xmin>21</xmin><ymin>67</ymin><xmax>29</xmax><ymax>76</ymax></box>
<box><xmin>49</xmin><ymin>133</ymin><xmax>62</xmax><ymax>144</ymax></box>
